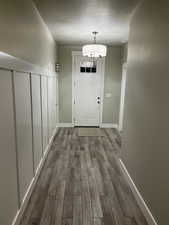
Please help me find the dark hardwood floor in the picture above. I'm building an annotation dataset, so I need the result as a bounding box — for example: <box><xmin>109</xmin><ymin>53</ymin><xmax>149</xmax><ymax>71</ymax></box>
<box><xmin>19</xmin><ymin>128</ymin><xmax>148</xmax><ymax>225</ymax></box>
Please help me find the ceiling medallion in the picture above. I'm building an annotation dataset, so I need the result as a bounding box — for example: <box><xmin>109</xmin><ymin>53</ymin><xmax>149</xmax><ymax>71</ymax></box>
<box><xmin>82</xmin><ymin>31</ymin><xmax>107</xmax><ymax>59</ymax></box>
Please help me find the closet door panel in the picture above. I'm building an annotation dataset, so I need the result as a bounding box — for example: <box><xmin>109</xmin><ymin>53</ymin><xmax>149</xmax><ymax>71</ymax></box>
<box><xmin>31</xmin><ymin>74</ymin><xmax>42</xmax><ymax>171</ymax></box>
<box><xmin>48</xmin><ymin>77</ymin><xmax>57</xmax><ymax>138</ymax></box>
<box><xmin>56</xmin><ymin>75</ymin><xmax>59</xmax><ymax>124</ymax></box>
<box><xmin>48</xmin><ymin>77</ymin><xmax>53</xmax><ymax>138</ymax></box>
<box><xmin>14</xmin><ymin>72</ymin><xmax>33</xmax><ymax>202</ymax></box>
<box><xmin>52</xmin><ymin>77</ymin><xmax>57</xmax><ymax>131</ymax></box>
<box><xmin>41</xmin><ymin>76</ymin><xmax>48</xmax><ymax>152</ymax></box>
<box><xmin>0</xmin><ymin>70</ymin><xmax>18</xmax><ymax>225</ymax></box>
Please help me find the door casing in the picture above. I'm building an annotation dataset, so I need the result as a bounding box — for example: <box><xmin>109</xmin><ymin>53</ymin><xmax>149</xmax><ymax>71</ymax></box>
<box><xmin>119</xmin><ymin>62</ymin><xmax>127</xmax><ymax>132</ymax></box>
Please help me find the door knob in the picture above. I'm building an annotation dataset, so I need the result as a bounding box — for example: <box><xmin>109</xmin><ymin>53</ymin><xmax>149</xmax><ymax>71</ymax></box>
<box><xmin>97</xmin><ymin>101</ymin><xmax>100</xmax><ymax>104</ymax></box>
<box><xmin>97</xmin><ymin>97</ymin><xmax>100</xmax><ymax>100</ymax></box>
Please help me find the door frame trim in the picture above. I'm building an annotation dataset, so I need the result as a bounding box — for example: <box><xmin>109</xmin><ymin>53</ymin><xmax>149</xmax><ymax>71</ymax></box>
<box><xmin>72</xmin><ymin>51</ymin><xmax>105</xmax><ymax>127</ymax></box>
<box><xmin>119</xmin><ymin>62</ymin><xmax>127</xmax><ymax>132</ymax></box>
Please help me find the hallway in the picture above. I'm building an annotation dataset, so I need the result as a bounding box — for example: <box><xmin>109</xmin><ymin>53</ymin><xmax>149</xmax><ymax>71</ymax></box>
<box><xmin>20</xmin><ymin>128</ymin><xmax>147</xmax><ymax>225</ymax></box>
<box><xmin>1</xmin><ymin>1</ymin><xmax>169</xmax><ymax>225</ymax></box>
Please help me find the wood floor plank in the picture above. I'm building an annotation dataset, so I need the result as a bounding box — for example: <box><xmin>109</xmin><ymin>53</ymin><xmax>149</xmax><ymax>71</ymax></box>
<box><xmin>73</xmin><ymin>195</ymin><xmax>82</xmax><ymax>225</ymax></box>
<box><xmin>62</xmin><ymin>218</ymin><xmax>73</xmax><ymax>225</ymax></box>
<box><xmin>88</xmin><ymin>167</ymin><xmax>103</xmax><ymax>218</ymax></box>
<box><xmin>65</xmin><ymin>167</ymin><xmax>74</xmax><ymax>196</ymax></box>
<box><xmin>53</xmin><ymin>181</ymin><xmax>66</xmax><ymax>225</ymax></box>
<box><xmin>39</xmin><ymin>196</ymin><xmax>55</xmax><ymax>225</ymax></box>
<box><xmin>94</xmin><ymin>218</ymin><xmax>102</xmax><ymax>225</ymax></box>
<box><xmin>93</xmin><ymin>159</ymin><xmax>104</xmax><ymax>195</ymax></box>
<box><xmin>100</xmin><ymin>196</ymin><xmax>116</xmax><ymax>225</ymax></box>
<box><xmin>48</xmin><ymin>155</ymin><xmax>63</xmax><ymax>197</ymax></box>
<box><xmin>81</xmin><ymin>152</ymin><xmax>93</xmax><ymax>225</ymax></box>
<box><xmin>63</xmin><ymin>196</ymin><xmax>73</xmax><ymax>218</ymax></box>
<box><xmin>73</xmin><ymin>161</ymin><xmax>81</xmax><ymax>195</ymax></box>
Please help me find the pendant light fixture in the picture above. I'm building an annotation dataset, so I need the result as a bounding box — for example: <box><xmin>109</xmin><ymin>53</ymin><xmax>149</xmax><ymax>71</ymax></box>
<box><xmin>82</xmin><ymin>32</ymin><xmax>107</xmax><ymax>58</ymax></box>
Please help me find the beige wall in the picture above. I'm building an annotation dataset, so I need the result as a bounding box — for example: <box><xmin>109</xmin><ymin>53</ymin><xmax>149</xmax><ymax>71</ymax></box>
<box><xmin>0</xmin><ymin>0</ymin><xmax>56</xmax><ymax>70</ymax></box>
<box><xmin>122</xmin><ymin>1</ymin><xmax>169</xmax><ymax>225</ymax></box>
<box><xmin>58</xmin><ymin>45</ymin><xmax>123</xmax><ymax>124</ymax></box>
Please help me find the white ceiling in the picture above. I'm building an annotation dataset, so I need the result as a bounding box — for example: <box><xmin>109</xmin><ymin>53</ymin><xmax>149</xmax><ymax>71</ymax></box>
<box><xmin>34</xmin><ymin>0</ymin><xmax>139</xmax><ymax>45</ymax></box>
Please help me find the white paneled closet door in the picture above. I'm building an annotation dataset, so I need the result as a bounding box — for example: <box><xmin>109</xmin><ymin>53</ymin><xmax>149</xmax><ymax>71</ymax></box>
<box><xmin>47</xmin><ymin>77</ymin><xmax>52</xmax><ymax>138</ymax></box>
<box><xmin>41</xmin><ymin>76</ymin><xmax>48</xmax><ymax>153</ymax></box>
<box><xmin>56</xmin><ymin>75</ymin><xmax>59</xmax><ymax>125</ymax></box>
<box><xmin>0</xmin><ymin>69</ymin><xmax>18</xmax><ymax>225</ymax></box>
<box><xmin>13</xmin><ymin>72</ymin><xmax>34</xmax><ymax>203</ymax></box>
<box><xmin>48</xmin><ymin>76</ymin><xmax>57</xmax><ymax>139</ymax></box>
<box><xmin>31</xmin><ymin>74</ymin><xmax>43</xmax><ymax>172</ymax></box>
<box><xmin>52</xmin><ymin>77</ymin><xmax>57</xmax><ymax>131</ymax></box>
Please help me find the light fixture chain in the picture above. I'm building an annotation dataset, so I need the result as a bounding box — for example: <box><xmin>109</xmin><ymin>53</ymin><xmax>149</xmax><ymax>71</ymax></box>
<box><xmin>92</xmin><ymin>31</ymin><xmax>98</xmax><ymax>44</ymax></box>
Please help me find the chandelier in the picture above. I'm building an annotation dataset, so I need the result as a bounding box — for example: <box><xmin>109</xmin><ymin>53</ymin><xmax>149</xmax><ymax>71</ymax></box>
<box><xmin>82</xmin><ymin>32</ymin><xmax>107</xmax><ymax>58</ymax></box>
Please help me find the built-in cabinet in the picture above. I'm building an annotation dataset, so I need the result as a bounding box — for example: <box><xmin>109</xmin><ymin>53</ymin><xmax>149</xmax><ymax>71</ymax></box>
<box><xmin>14</xmin><ymin>72</ymin><xmax>34</xmax><ymax>204</ymax></box>
<box><xmin>0</xmin><ymin>68</ymin><xmax>58</xmax><ymax>225</ymax></box>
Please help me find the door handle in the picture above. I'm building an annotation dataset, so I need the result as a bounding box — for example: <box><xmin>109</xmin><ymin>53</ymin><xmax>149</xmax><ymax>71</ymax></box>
<box><xmin>97</xmin><ymin>101</ymin><xmax>100</xmax><ymax>104</ymax></box>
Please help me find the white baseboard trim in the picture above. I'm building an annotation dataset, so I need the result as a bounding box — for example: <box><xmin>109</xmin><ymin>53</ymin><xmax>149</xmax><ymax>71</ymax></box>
<box><xmin>12</xmin><ymin>126</ymin><xmax>58</xmax><ymax>225</ymax></box>
<box><xmin>118</xmin><ymin>158</ymin><xmax>158</xmax><ymax>225</ymax></box>
<box><xmin>100</xmin><ymin>123</ymin><xmax>119</xmax><ymax>129</ymax></box>
<box><xmin>58</xmin><ymin>123</ymin><xmax>73</xmax><ymax>127</ymax></box>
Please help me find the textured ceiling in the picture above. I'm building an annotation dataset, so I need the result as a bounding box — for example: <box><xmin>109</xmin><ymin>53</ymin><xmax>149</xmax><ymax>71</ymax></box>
<box><xmin>34</xmin><ymin>0</ymin><xmax>139</xmax><ymax>45</ymax></box>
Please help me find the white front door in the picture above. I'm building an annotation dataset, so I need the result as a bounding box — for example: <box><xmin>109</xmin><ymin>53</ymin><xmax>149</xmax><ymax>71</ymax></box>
<box><xmin>73</xmin><ymin>53</ymin><xmax>105</xmax><ymax>126</ymax></box>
